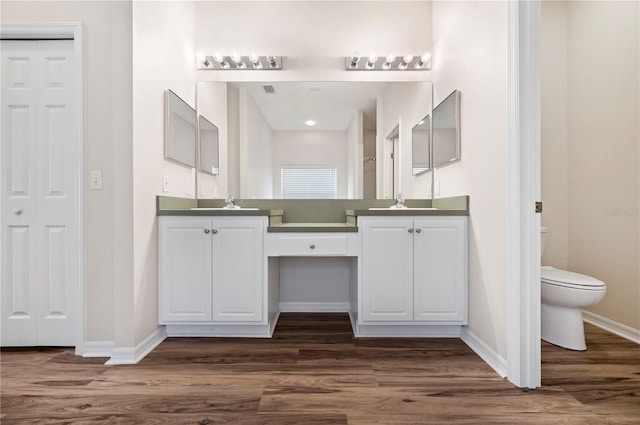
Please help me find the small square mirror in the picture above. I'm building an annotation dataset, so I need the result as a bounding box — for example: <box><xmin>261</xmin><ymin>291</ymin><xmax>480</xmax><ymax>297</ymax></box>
<box><xmin>198</xmin><ymin>115</ymin><xmax>220</xmax><ymax>175</ymax></box>
<box><xmin>412</xmin><ymin>114</ymin><xmax>431</xmax><ymax>175</ymax></box>
<box><xmin>165</xmin><ymin>89</ymin><xmax>196</xmax><ymax>167</ymax></box>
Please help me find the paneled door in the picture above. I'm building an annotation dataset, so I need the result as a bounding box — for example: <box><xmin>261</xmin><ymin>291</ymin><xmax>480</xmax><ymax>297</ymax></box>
<box><xmin>1</xmin><ymin>40</ymin><xmax>77</xmax><ymax>346</ymax></box>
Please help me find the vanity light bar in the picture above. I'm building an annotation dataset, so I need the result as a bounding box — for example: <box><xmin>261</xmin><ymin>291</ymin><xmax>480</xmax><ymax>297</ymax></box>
<box><xmin>345</xmin><ymin>53</ymin><xmax>431</xmax><ymax>71</ymax></box>
<box><xmin>197</xmin><ymin>54</ymin><xmax>283</xmax><ymax>70</ymax></box>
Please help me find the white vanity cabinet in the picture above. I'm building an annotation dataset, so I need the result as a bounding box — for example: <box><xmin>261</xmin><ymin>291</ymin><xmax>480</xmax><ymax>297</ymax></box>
<box><xmin>159</xmin><ymin>216</ymin><xmax>265</xmax><ymax>325</ymax></box>
<box><xmin>360</xmin><ymin>216</ymin><xmax>467</xmax><ymax>325</ymax></box>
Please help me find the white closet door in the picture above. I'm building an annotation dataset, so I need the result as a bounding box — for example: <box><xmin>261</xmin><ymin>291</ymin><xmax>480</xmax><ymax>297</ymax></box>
<box><xmin>1</xmin><ymin>40</ymin><xmax>76</xmax><ymax>346</ymax></box>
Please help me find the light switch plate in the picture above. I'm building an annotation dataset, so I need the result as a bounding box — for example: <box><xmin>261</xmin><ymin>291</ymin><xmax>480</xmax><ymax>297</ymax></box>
<box><xmin>90</xmin><ymin>170</ymin><xmax>103</xmax><ymax>190</ymax></box>
<box><xmin>162</xmin><ymin>176</ymin><xmax>170</xmax><ymax>192</ymax></box>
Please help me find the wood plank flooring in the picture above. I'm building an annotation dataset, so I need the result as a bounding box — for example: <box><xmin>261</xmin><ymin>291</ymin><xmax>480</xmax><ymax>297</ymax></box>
<box><xmin>1</xmin><ymin>313</ymin><xmax>638</xmax><ymax>424</ymax></box>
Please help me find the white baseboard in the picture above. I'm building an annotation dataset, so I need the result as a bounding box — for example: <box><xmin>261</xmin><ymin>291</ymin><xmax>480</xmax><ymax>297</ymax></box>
<box><xmin>165</xmin><ymin>323</ymin><xmax>272</xmax><ymax>338</ymax></box>
<box><xmin>82</xmin><ymin>340</ymin><xmax>113</xmax><ymax>358</ymax></box>
<box><xmin>279</xmin><ymin>302</ymin><xmax>350</xmax><ymax>313</ymax></box>
<box><xmin>105</xmin><ymin>327</ymin><xmax>167</xmax><ymax>366</ymax></box>
<box><xmin>460</xmin><ymin>326</ymin><xmax>508</xmax><ymax>378</ymax></box>
<box><xmin>583</xmin><ymin>311</ymin><xmax>640</xmax><ymax>345</ymax></box>
<box><xmin>355</xmin><ymin>324</ymin><xmax>461</xmax><ymax>338</ymax></box>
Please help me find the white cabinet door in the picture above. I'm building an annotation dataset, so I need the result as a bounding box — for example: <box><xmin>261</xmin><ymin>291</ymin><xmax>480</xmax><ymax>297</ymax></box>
<box><xmin>361</xmin><ymin>219</ymin><xmax>414</xmax><ymax>321</ymax></box>
<box><xmin>159</xmin><ymin>218</ymin><xmax>213</xmax><ymax>323</ymax></box>
<box><xmin>413</xmin><ymin>218</ymin><xmax>467</xmax><ymax>322</ymax></box>
<box><xmin>212</xmin><ymin>218</ymin><xmax>264</xmax><ymax>322</ymax></box>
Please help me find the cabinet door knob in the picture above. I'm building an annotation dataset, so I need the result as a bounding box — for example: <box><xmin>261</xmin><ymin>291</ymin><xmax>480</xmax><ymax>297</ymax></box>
<box><xmin>408</xmin><ymin>228</ymin><xmax>414</xmax><ymax>233</ymax></box>
<box><xmin>212</xmin><ymin>229</ymin><xmax>218</xmax><ymax>234</ymax></box>
<box><xmin>415</xmin><ymin>228</ymin><xmax>422</xmax><ymax>233</ymax></box>
<box><xmin>204</xmin><ymin>229</ymin><xmax>210</xmax><ymax>234</ymax></box>
<box><xmin>12</xmin><ymin>208</ymin><xmax>23</xmax><ymax>215</ymax></box>
<box><xmin>310</xmin><ymin>244</ymin><xmax>315</xmax><ymax>249</ymax></box>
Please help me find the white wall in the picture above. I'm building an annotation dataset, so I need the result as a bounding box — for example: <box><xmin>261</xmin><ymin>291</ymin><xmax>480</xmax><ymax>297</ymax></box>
<box><xmin>227</xmin><ymin>86</ymin><xmax>240</xmax><ymax>196</ymax></box>
<box><xmin>195</xmin><ymin>1</ymin><xmax>432</xmax><ymax>59</ymax></box>
<box><xmin>542</xmin><ymin>1</ymin><xmax>639</xmax><ymax>330</ymax></box>
<box><xmin>132</xmin><ymin>0</ymin><xmax>196</xmax><ymax>345</ymax></box>
<box><xmin>279</xmin><ymin>258</ymin><xmax>351</xmax><ymax>307</ymax></box>
<box><xmin>197</xmin><ymin>82</ymin><xmax>228</xmax><ymax>199</ymax></box>
<box><xmin>432</xmin><ymin>1</ymin><xmax>509</xmax><ymax>358</ymax></box>
<box><xmin>347</xmin><ymin>111</ymin><xmax>364</xmax><ymax>199</ymax></box>
<box><xmin>541</xmin><ymin>1</ymin><xmax>569</xmax><ymax>270</ymax></box>
<box><xmin>363</xmin><ymin>129</ymin><xmax>377</xmax><ymax>199</ymax></box>
<box><xmin>272</xmin><ymin>131</ymin><xmax>349</xmax><ymax>199</ymax></box>
<box><xmin>378</xmin><ymin>82</ymin><xmax>432</xmax><ymax>199</ymax></box>
<box><xmin>1</xmin><ymin>1</ymin><xmax>134</xmax><ymax>345</ymax></box>
<box><xmin>239</xmin><ymin>88</ymin><xmax>273</xmax><ymax>198</ymax></box>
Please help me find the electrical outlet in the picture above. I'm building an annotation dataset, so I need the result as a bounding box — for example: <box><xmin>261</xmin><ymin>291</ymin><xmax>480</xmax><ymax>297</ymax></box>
<box><xmin>162</xmin><ymin>176</ymin><xmax>170</xmax><ymax>192</ymax></box>
<box><xmin>435</xmin><ymin>181</ymin><xmax>441</xmax><ymax>196</ymax></box>
<box><xmin>90</xmin><ymin>170</ymin><xmax>103</xmax><ymax>190</ymax></box>
<box><xmin>427</xmin><ymin>183</ymin><xmax>432</xmax><ymax>195</ymax></box>
<box><xmin>185</xmin><ymin>180</ymin><xmax>193</xmax><ymax>196</ymax></box>
<box><xmin>199</xmin><ymin>183</ymin><xmax>206</xmax><ymax>197</ymax></box>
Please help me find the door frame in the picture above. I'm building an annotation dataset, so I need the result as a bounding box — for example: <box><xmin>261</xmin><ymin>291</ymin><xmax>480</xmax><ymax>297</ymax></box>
<box><xmin>506</xmin><ymin>2</ymin><xmax>541</xmax><ymax>388</ymax></box>
<box><xmin>0</xmin><ymin>22</ymin><xmax>85</xmax><ymax>354</ymax></box>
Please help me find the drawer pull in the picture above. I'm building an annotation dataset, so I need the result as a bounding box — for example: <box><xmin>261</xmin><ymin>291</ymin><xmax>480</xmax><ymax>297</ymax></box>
<box><xmin>310</xmin><ymin>244</ymin><xmax>315</xmax><ymax>249</ymax></box>
<box><xmin>204</xmin><ymin>229</ymin><xmax>210</xmax><ymax>234</ymax></box>
<box><xmin>415</xmin><ymin>228</ymin><xmax>422</xmax><ymax>233</ymax></box>
<box><xmin>408</xmin><ymin>228</ymin><xmax>414</xmax><ymax>233</ymax></box>
<box><xmin>212</xmin><ymin>229</ymin><xmax>218</xmax><ymax>234</ymax></box>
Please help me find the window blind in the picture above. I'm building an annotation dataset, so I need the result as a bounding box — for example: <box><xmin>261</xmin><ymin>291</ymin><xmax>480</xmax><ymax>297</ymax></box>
<box><xmin>281</xmin><ymin>167</ymin><xmax>337</xmax><ymax>199</ymax></box>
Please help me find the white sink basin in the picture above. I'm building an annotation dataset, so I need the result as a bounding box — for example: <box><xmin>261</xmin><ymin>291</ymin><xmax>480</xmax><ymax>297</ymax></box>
<box><xmin>190</xmin><ymin>207</ymin><xmax>259</xmax><ymax>211</ymax></box>
<box><xmin>368</xmin><ymin>207</ymin><xmax>437</xmax><ymax>210</ymax></box>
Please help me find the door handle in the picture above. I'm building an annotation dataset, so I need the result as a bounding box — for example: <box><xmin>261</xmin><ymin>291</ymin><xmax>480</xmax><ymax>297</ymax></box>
<box><xmin>12</xmin><ymin>208</ymin><xmax>23</xmax><ymax>215</ymax></box>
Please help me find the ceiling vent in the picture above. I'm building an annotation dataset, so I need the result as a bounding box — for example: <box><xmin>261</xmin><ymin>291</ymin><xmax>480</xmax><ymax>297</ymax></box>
<box><xmin>262</xmin><ymin>85</ymin><xmax>276</xmax><ymax>94</ymax></box>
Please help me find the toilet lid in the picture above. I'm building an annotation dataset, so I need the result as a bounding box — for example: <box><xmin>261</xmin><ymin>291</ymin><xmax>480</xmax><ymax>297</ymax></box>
<box><xmin>541</xmin><ymin>266</ymin><xmax>606</xmax><ymax>288</ymax></box>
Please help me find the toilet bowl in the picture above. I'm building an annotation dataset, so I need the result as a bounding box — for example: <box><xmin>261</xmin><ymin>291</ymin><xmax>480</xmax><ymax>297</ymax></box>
<box><xmin>540</xmin><ymin>228</ymin><xmax>606</xmax><ymax>350</ymax></box>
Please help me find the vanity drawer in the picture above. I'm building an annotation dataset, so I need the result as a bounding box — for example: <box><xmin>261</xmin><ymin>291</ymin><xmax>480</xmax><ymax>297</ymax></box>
<box><xmin>277</xmin><ymin>235</ymin><xmax>348</xmax><ymax>256</ymax></box>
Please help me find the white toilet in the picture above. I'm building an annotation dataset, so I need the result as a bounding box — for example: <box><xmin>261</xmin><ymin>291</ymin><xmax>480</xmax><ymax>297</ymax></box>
<box><xmin>540</xmin><ymin>227</ymin><xmax>606</xmax><ymax>350</ymax></box>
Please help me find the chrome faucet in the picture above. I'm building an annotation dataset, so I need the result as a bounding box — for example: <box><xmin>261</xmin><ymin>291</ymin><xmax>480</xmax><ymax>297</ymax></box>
<box><xmin>225</xmin><ymin>194</ymin><xmax>236</xmax><ymax>209</ymax></box>
<box><xmin>394</xmin><ymin>193</ymin><xmax>405</xmax><ymax>208</ymax></box>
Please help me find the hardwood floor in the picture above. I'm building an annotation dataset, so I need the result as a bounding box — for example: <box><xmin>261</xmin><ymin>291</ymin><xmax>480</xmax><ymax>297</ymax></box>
<box><xmin>1</xmin><ymin>313</ymin><xmax>638</xmax><ymax>424</ymax></box>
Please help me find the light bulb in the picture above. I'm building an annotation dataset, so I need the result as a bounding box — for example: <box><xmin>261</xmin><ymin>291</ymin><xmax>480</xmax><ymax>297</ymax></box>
<box><xmin>403</xmin><ymin>55</ymin><xmax>414</xmax><ymax>64</ymax></box>
<box><xmin>420</xmin><ymin>53</ymin><xmax>431</xmax><ymax>63</ymax></box>
<box><xmin>349</xmin><ymin>52</ymin><xmax>361</xmax><ymax>69</ymax></box>
<box><xmin>231</xmin><ymin>53</ymin><xmax>242</xmax><ymax>63</ymax></box>
<box><xmin>366</xmin><ymin>54</ymin><xmax>378</xmax><ymax>69</ymax></box>
<box><xmin>213</xmin><ymin>53</ymin><xmax>224</xmax><ymax>63</ymax></box>
<box><xmin>386</xmin><ymin>54</ymin><xmax>396</xmax><ymax>63</ymax></box>
<box><xmin>305</xmin><ymin>120</ymin><xmax>317</xmax><ymax>126</ymax></box>
<box><xmin>249</xmin><ymin>53</ymin><xmax>260</xmax><ymax>63</ymax></box>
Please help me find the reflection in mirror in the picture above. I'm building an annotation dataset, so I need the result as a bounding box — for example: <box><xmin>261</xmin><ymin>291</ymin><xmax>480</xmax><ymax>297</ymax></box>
<box><xmin>412</xmin><ymin>114</ymin><xmax>430</xmax><ymax>175</ymax></box>
<box><xmin>198</xmin><ymin>115</ymin><xmax>219</xmax><ymax>175</ymax></box>
<box><xmin>165</xmin><ymin>89</ymin><xmax>196</xmax><ymax>167</ymax></box>
<box><xmin>432</xmin><ymin>89</ymin><xmax>460</xmax><ymax>168</ymax></box>
<box><xmin>196</xmin><ymin>81</ymin><xmax>432</xmax><ymax>199</ymax></box>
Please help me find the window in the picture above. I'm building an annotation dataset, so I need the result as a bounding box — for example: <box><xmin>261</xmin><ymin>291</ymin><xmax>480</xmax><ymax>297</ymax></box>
<box><xmin>281</xmin><ymin>167</ymin><xmax>337</xmax><ymax>199</ymax></box>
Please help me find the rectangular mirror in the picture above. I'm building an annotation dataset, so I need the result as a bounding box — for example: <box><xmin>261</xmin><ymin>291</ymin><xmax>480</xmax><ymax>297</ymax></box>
<box><xmin>432</xmin><ymin>89</ymin><xmax>460</xmax><ymax>168</ymax></box>
<box><xmin>198</xmin><ymin>115</ymin><xmax>219</xmax><ymax>175</ymax></box>
<box><xmin>196</xmin><ymin>81</ymin><xmax>432</xmax><ymax>199</ymax></box>
<box><xmin>165</xmin><ymin>89</ymin><xmax>196</xmax><ymax>167</ymax></box>
<box><xmin>412</xmin><ymin>114</ymin><xmax>430</xmax><ymax>175</ymax></box>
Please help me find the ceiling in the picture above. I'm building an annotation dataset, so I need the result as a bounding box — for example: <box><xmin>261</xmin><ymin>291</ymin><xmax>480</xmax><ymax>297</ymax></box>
<box><xmin>231</xmin><ymin>82</ymin><xmax>391</xmax><ymax>131</ymax></box>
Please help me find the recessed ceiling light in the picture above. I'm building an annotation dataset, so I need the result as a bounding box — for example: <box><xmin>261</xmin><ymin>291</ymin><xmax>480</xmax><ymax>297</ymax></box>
<box><xmin>305</xmin><ymin>120</ymin><xmax>317</xmax><ymax>126</ymax></box>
